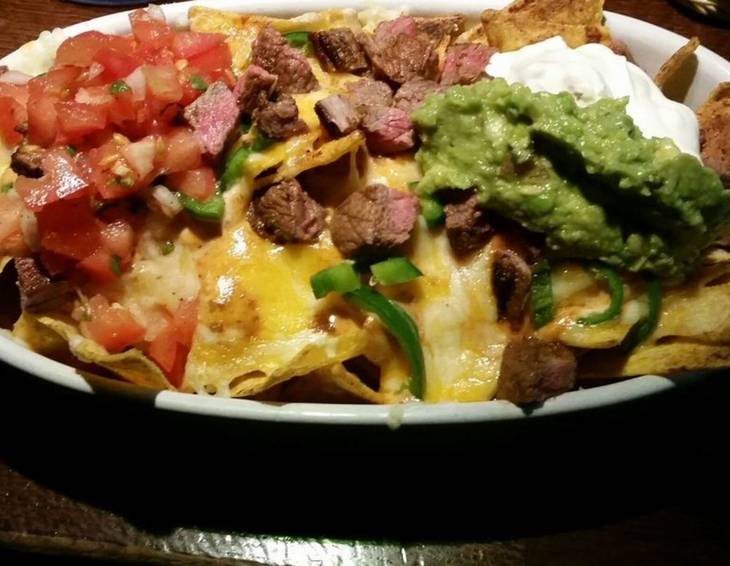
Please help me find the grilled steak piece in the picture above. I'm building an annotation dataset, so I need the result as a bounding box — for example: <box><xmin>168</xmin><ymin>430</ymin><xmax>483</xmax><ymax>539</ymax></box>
<box><xmin>361</xmin><ymin>106</ymin><xmax>415</xmax><ymax>154</ymax></box>
<box><xmin>443</xmin><ymin>192</ymin><xmax>493</xmax><ymax>254</ymax></box>
<box><xmin>414</xmin><ymin>15</ymin><xmax>466</xmax><ymax>43</ymax></box>
<box><xmin>492</xmin><ymin>248</ymin><xmax>532</xmax><ymax>330</ymax></box>
<box><xmin>360</xmin><ymin>16</ymin><xmax>439</xmax><ymax>84</ymax></box>
<box><xmin>440</xmin><ymin>44</ymin><xmax>496</xmax><ymax>86</ymax></box>
<box><xmin>496</xmin><ymin>337</ymin><xmax>577</xmax><ymax>404</ymax></box>
<box><xmin>234</xmin><ymin>64</ymin><xmax>278</xmax><ymax>114</ymax></box>
<box><xmin>315</xmin><ymin>95</ymin><xmax>360</xmax><ymax>137</ymax></box>
<box><xmin>251</xmin><ymin>25</ymin><xmax>319</xmax><ymax>94</ymax></box>
<box><xmin>311</xmin><ymin>28</ymin><xmax>369</xmax><ymax>74</ymax></box>
<box><xmin>183</xmin><ymin>81</ymin><xmax>240</xmax><ymax>156</ymax></box>
<box><xmin>253</xmin><ymin>94</ymin><xmax>309</xmax><ymax>140</ymax></box>
<box><xmin>330</xmin><ymin>184</ymin><xmax>419</xmax><ymax>257</ymax></box>
<box><xmin>249</xmin><ymin>178</ymin><xmax>325</xmax><ymax>243</ymax></box>
<box><xmin>11</xmin><ymin>142</ymin><xmax>45</xmax><ymax>178</ymax></box>
<box><xmin>345</xmin><ymin>78</ymin><xmax>393</xmax><ymax>119</ymax></box>
<box><xmin>14</xmin><ymin>256</ymin><xmax>72</xmax><ymax>312</ymax></box>
<box><xmin>393</xmin><ymin>79</ymin><xmax>444</xmax><ymax>115</ymax></box>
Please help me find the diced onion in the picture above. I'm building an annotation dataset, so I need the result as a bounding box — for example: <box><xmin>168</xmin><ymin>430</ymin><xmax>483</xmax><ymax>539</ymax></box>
<box><xmin>19</xmin><ymin>207</ymin><xmax>40</xmax><ymax>252</ymax></box>
<box><xmin>86</xmin><ymin>62</ymin><xmax>105</xmax><ymax>81</ymax></box>
<box><xmin>150</xmin><ymin>184</ymin><xmax>183</xmax><ymax>218</ymax></box>
<box><xmin>0</xmin><ymin>70</ymin><xmax>31</xmax><ymax>85</ymax></box>
<box><xmin>147</xmin><ymin>4</ymin><xmax>166</xmax><ymax>22</ymax></box>
<box><xmin>75</xmin><ymin>86</ymin><xmax>113</xmax><ymax>105</ymax></box>
<box><xmin>125</xmin><ymin>67</ymin><xmax>146</xmax><ymax>101</ymax></box>
<box><xmin>121</xmin><ymin>136</ymin><xmax>157</xmax><ymax>178</ymax></box>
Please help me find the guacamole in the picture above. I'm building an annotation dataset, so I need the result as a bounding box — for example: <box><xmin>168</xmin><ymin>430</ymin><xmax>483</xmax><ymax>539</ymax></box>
<box><xmin>413</xmin><ymin>79</ymin><xmax>730</xmax><ymax>279</ymax></box>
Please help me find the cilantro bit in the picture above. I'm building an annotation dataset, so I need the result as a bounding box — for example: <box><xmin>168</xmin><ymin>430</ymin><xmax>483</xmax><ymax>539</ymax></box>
<box><xmin>160</xmin><ymin>240</ymin><xmax>175</xmax><ymax>255</ymax></box>
<box><xmin>110</xmin><ymin>255</ymin><xmax>123</xmax><ymax>276</ymax></box>
<box><xmin>190</xmin><ymin>75</ymin><xmax>208</xmax><ymax>91</ymax></box>
<box><xmin>110</xmin><ymin>80</ymin><xmax>131</xmax><ymax>94</ymax></box>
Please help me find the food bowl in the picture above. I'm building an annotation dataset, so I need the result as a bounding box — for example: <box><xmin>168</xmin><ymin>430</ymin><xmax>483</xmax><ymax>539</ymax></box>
<box><xmin>2</xmin><ymin>0</ymin><xmax>729</xmax><ymax>426</ymax></box>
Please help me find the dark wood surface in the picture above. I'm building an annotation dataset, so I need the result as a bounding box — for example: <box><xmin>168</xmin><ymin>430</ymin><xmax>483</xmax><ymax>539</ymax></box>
<box><xmin>1</xmin><ymin>1</ymin><xmax>730</xmax><ymax>564</ymax></box>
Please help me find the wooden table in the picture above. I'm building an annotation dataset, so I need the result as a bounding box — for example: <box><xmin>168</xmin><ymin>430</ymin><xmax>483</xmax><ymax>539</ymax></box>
<box><xmin>1</xmin><ymin>1</ymin><xmax>730</xmax><ymax>564</ymax></box>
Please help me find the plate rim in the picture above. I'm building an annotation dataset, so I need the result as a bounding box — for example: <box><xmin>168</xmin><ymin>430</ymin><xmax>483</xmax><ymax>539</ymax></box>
<box><xmin>1</xmin><ymin>0</ymin><xmax>728</xmax><ymax>426</ymax></box>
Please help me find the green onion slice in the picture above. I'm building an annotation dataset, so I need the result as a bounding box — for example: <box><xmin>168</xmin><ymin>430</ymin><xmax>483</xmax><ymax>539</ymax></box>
<box><xmin>531</xmin><ymin>259</ymin><xmax>554</xmax><ymax>329</ymax></box>
<box><xmin>420</xmin><ymin>196</ymin><xmax>445</xmax><ymax>229</ymax></box>
<box><xmin>109</xmin><ymin>254</ymin><xmax>122</xmax><ymax>276</ymax></box>
<box><xmin>344</xmin><ymin>287</ymin><xmax>425</xmax><ymax>399</ymax></box>
<box><xmin>310</xmin><ymin>261</ymin><xmax>361</xmax><ymax>299</ymax></box>
<box><xmin>178</xmin><ymin>192</ymin><xmax>225</xmax><ymax>221</ymax></box>
<box><xmin>577</xmin><ymin>264</ymin><xmax>624</xmax><ymax>325</ymax></box>
<box><xmin>371</xmin><ymin>257</ymin><xmax>423</xmax><ymax>285</ymax></box>
<box><xmin>283</xmin><ymin>31</ymin><xmax>310</xmax><ymax>49</ymax></box>
<box><xmin>621</xmin><ymin>276</ymin><xmax>662</xmax><ymax>352</ymax></box>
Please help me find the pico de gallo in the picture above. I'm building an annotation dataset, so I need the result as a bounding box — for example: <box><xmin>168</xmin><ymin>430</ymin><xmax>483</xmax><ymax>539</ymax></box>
<box><xmin>0</xmin><ymin>7</ymin><xmax>236</xmax><ymax>385</ymax></box>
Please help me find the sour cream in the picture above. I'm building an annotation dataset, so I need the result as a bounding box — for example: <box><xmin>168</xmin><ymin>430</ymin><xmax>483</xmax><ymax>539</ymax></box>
<box><xmin>486</xmin><ymin>36</ymin><xmax>700</xmax><ymax>158</ymax></box>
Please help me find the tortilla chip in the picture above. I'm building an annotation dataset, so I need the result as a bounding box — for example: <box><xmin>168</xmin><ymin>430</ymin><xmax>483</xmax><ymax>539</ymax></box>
<box><xmin>185</xmin><ymin>221</ymin><xmax>370</xmax><ymax>398</ymax></box>
<box><xmin>557</xmin><ymin>263</ymin><xmax>730</xmax><ymax>347</ymax></box>
<box><xmin>267</xmin><ymin>363</ymin><xmax>394</xmax><ymax>403</ymax></box>
<box><xmin>697</xmin><ymin>82</ymin><xmax>730</xmax><ymax>187</ymax></box>
<box><xmin>0</xmin><ymin>256</ymin><xmax>12</xmax><ymax>273</ymax></box>
<box><xmin>13</xmin><ymin>312</ymin><xmax>68</xmax><ymax>355</ymax></box>
<box><xmin>317</xmin><ymin>363</ymin><xmax>392</xmax><ymax>403</ymax></box>
<box><xmin>579</xmin><ymin>341</ymin><xmax>730</xmax><ymax>378</ymax></box>
<box><xmin>654</xmin><ymin>37</ymin><xmax>700</xmax><ymax>102</ymax></box>
<box><xmin>481</xmin><ymin>0</ymin><xmax>610</xmax><ymax>51</ymax></box>
<box><xmin>257</xmin><ymin>130</ymin><xmax>364</xmax><ymax>188</ymax></box>
<box><xmin>26</xmin><ymin>316</ymin><xmax>171</xmax><ymax>390</ymax></box>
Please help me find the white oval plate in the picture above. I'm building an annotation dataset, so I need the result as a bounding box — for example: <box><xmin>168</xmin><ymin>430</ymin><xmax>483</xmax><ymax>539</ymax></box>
<box><xmin>2</xmin><ymin>0</ymin><xmax>729</xmax><ymax>426</ymax></box>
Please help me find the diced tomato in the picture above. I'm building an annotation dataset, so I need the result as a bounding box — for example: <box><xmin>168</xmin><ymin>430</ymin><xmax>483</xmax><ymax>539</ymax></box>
<box><xmin>56</xmin><ymin>101</ymin><xmax>108</xmax><ymax>140</ymax></box>
<box><xmin>174</xmin><ymin>297</ymin><xmax>198</xmax><ymax>348</ymax></box>
<box><xmin>177</xmin><ymin>66</ymin><xmax>206</xmax><ymax>106</ymax></box>
<box><xmin>77</xmin><ymin>247</ymin><xmax>119</xmax><ymax>283</ymax></box>
<box><xmin>0</xmin><ymin>82</ymin><xmax>29</xmax><ymax>107</ymax></box>
<box><xmin>159</xmin><ymin>128</ymin><xmax>202</xmax><ymax>173</ymax></box>
<box><xmin>107</xmin><ymin>89</ymin><xmax>137</xmax><ymax>126</ymax></box>
<box><xmin>15</xmin><ymin>148</ymin><xmax>89</xmax><ymax>211</ymax></box>
<box><xmin>0</xmin><ymin>193</ymin><xmax>30</xmax><ymax>256</ymax></box>
<box><xmin>148</xmin><ymin>298</ymin><xmax>197</xmax><ymax>386</ymax></box>
<box><xmin>27</xmin><ymin>67</ymin><xmax>82</xmax><ymax>146</ymax></box>
<box><xmin>0</xmin><ymin>96</ymin><xmax>25</xmax><ymax>146</ymax></box>
<box><xmin>81</xmin><ymin>294</ymin><xmax>146</xmax><ymax>353</ymax></box>
<box><xmin>162</xmin><ymin>344</ymin><xmax>187</xmax><ymax>387</ymax></box>
<box><xmin>27</xmin><ymin>95</ymin><xmax>59</xmax><ymax>146</ymax></box>
<box><xmin>82</xmin><ymin>127</ymin><xmax>115</xmax><ymax>150</ymax></box>
<box><xmin>56</xmin><ymin>31</ymin><xmax>136</xmax><ymax>68</ymax></box>
<box><xmin>56</xmin><ymin>31</ymin><xmax>106</xmax><ymax>66</ymax></box>
<box><xmin>120</xmin><ymin>135</ymin><xmax>158</xmax><ymax>178</ymax></box>
<box><xmin>40</xmin><ymin>250</ymin><xmax>75</xmax><ymax>276</ymax></box>
<box><xmin>81</xmin><ymin>141</ymin><xmax>137</xmax><ymax>200</ymax></box>
<box><xmin>148</xmin><ymin>319</ymin><xmax>177</xmax><ymax>372</ymax></box>
<box><xmin>100</xmin><ymin>217</ymin><xmax>135</xmax><ymax>260</ymax></box>
<box><xmin>143</xmin><ymin>64</ymin><xmax>182</xmax><ymax>104</ymax></box>
<box><xmin>95</xmin><ymin>48</ymin><xmax>142</xmax><ymax>81</ymax></box>
<box><xmin>0</xmin><ymin>193</ymin><xmax>23</xmax><ymax>243</ymax></box>
<box><xmin>126</xmin><ymin>98</ymin><xmax>180</xmax><ymax>138</ymax></box>
<box><xmin>130</xmin><ymin>9</ymin><xmax>173</xmax><ymax>52</ymax></box>
<box><xmin>36</xmin><ymin>197</ymin><xmax>100</xmax><ymax>259</ymax></box>
<box><xmin>171</xmin><ymin>32</ymin><xmax>225</xmax><ymax>59</ymax></box>
<box><xmin>187</xmin><ymin>43</ymin><xmax>232</xmax><ymax>81</ymax></box>
<box><xmin>166</xmin><ymin>167</ymin><xmax>215</xmax><ymax>201</ymax></box>
<box><xmin>28</xmin><ymin>66</ymin><xmax>81</xmax><ymax>99</ymax></box>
